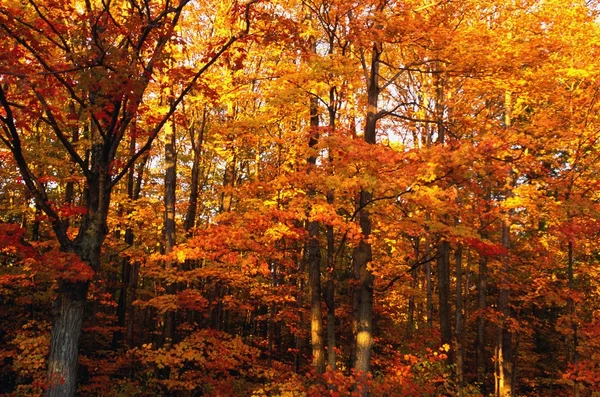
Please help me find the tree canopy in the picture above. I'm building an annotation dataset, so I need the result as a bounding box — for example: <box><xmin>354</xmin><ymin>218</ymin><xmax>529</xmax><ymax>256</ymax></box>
<box><xmin>1</xmin><ymin>0</ymin><xmax>600</xmax><ymax>396</ymax></box>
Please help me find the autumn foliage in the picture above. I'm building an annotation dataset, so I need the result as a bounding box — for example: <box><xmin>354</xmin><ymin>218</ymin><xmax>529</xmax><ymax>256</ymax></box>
<box><xmin>1</xmin><ymin>0</ymin><xmax>600</xmax><ymax>396</ymax></box>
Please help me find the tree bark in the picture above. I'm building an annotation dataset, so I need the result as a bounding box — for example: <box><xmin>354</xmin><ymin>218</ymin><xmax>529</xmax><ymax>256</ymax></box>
<box><xmin>353</xmin><ymin>45</ymin><xmax>380</xmax><ymax>390</ymax></box>
<box><xmin>567</xmin><ymin>240</ymin><xmax>580</xmax><ymax>397</ymax></box>
<box><xmin>46</xmin><ymin>282</ymin><xmax>88</xmax><ymax>397</ymax></box>
<box><xmin>477</xmin><ymin>255</ymin><xmax>488</xmax><ymax>390</ymax></box>
<box><xmin>437</xmin><ymin>240</ymin><xmax>452</xmax><ymax>362</ymax></box>
<box><xmin>426</xmin><ymin>239</ymin><xmax>433</xmax><ymax>328</ymax></box>
<box><xmin>496</xmin><ymin>91</ymin><xmax>514</xmax><ymax>397</ymax></box>
<box><xmin>307</xmin><ymin>94</ymin><xmax>326</xmax><ymax>374</ymax></box>
<box><xmin>184</xmin><ymin>108</ymin><xmax>207</xmax><ymax>232</ymax></box>
<box><xmin>455</xmin><ymin>245</ymin><xmax>465</xmax><ymax>395</ymax></box>
<box><xmin>162</xmin><ymin>114</ymin><xmax>177</xmax><ymax>350</ymax></box>
<box><xmin>325</xmin><ymin>217</ymin><xmax>336</xmax><ymax>370</ymax></box>
<box><xmin>496</xmin><ymin>221</ymin><xmax>513</xmax><ymax>397</ymax></box>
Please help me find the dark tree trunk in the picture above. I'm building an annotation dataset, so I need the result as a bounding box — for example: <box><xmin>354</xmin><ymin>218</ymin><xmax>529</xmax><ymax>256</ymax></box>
<box><xmin>46</xmin><ymin>282</ymin><xmax>88</xmax><ymax>397</ymax></box>
<box><xmin>567</xmin><ymin>240</ymin><xmax>580</xmax><ymax>397</ymax></box>
<box><xmin>477</xmin><ymin>255</ymin><xmax>488</xmax><ymax>389</ymax></box>
<box><xmin>353</xmin><ymin>45</ymin><xmax>379</xmax><ymax>369</ymax></box>
<box><xmin>325</xmin><ymin>218</ymin><xmax>336</xmax><ymax>370</ymax></box>
<box><xmin>184</xmin><ymin>108</ymin><xmax>207</xmax><ymax>232</ymax></box>
<box><xmin>352</xmin><ymin>45</ymin><xmax>380</xmax><ymax>397</ymax></box>
<box><xmin>46</xmin><ymin>140</ymin><xmax>112</xmax><ymax>396</ymax></box>
<box><xmin>426</xmin><ymin>239</ymin><xmax>433</xmax><ymax>327</ymax></box>
<box><xmin>437</xmin><ymin>240</ymin><xmax>452</xmax><ymax>363</ymax></box>
<box><xmin>112</xmin><ymin>131</ymin><xmax>144</xmax><ymax>349</ymax></box>
<box><xmin>455</xmin><ymin>245</ymin><xmax>465</xmax><ymax>395</ymax></box>
<box><xmin>307</xmin><ymin>93</ymin><xmax>325</xmax><ymax>374</ymax></box>
<box><xmin>162</xmin><ymin>115</ymin><xmax>177</xmax><ymax>350</ymax></box>
<box><xmin>496</xmin><ymin>221</ymin><xmax>513</xmax><ymax>397</ymax></box>
<box><xmin>497</xmin><ymin>92</ymin><xmax>514</xmax><ymax>397</ymax></box>
<box><xmin>407</xmin><ymin>239</ymin><xmax>419</xmax><ymax>334</ymax></box>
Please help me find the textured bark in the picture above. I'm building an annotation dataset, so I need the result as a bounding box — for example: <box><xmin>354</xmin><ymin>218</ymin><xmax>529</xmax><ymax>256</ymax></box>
<box><xmin>46</xmin><ymin>140</ymin><xmax>111</xmax><ymax>396</ymax></box>
<box><xmin>46</xmin><ymin>282</ymin><xmax>87</xmax><ymax>397</ymax></box>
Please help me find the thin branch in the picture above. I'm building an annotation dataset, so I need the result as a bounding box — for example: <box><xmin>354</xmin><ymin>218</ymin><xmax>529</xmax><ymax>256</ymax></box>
<box><xmin>28</xmin><ymin>0</ymin><xmax>71</xmax><ymax>51</ymax></box>
<box><xmin>0</xmin><ymin>85</ymin><xmax>71</xmax><ymax>248</ymax></box>
<box><xmin>32</xmin><ymin>88</ymin><xmax>90</xmax><ymax>178</ymax></box>
<box><xmin>111</xmin><ymin>0</ymin><xmax>258</xmax><ymax>188</ymax></box>
<box><xmin>0</xmin><ymin>25</ymin><xmax>85</xmax><ymax>107</ymax></box>
<box><xmin>375</xmin><ymin>253</ymin><xmax>439</xmax><ymax>293</ymax></box>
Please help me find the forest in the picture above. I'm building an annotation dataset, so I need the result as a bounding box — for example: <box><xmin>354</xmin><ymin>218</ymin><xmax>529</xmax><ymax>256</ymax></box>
<box><xmin>1</xmin><ymin>0</ymin><xmax>599</xmax><ymax>396</ymax></box>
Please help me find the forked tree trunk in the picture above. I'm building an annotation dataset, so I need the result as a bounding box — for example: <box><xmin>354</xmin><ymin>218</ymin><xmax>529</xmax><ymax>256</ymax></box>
<box><xmin>46</xmin><ymin>141</ymin><xmax>112</xmax><ymax>396</ymax></box>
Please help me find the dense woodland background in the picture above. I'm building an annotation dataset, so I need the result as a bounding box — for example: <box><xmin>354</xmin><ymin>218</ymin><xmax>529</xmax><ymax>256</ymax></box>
<box><xmin>1</xmin><ymin>0</ymin><xmax>600</xmax><ymax>396</ymax></box>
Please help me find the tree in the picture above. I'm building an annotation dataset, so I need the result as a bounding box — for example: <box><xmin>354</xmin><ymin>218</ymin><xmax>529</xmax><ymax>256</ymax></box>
<box><xmin>0</xmin><ymin>0</ymin><xmax>257</xmax><ymax>394</ymax></box>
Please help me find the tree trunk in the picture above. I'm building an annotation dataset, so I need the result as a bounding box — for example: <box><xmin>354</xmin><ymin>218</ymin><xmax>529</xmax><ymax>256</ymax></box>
<box><xmin>407</xmin><ymin>239</ymin><xmax>419</xmax><ymax>334</ymax></box>
<box><xmin>325</xmin><ymin>218</ymin><xmax>336</xmax><ymax>370</ymax></box>
<box><xmin>496</xmin><ymin>91</ymin><xmax>514</xmax><ymax>397</ymax></box>
<box><xmin>477</xmin><ymin>255</ymin><xmax>488</xmax><ymax>390</ymax></box>
<box><xmin>353</xmin><ymin>45</ymin><xmax>380</xmax><ymax>392</ymax></box>
<box><xmin>46</xmin><ymin>140</ymin><xmax>111</xmax><ymax>396</ymax></box>
<box><xmin>455</xmin><ymin>245</ymin><xmax>465</xmax><ymax>395</ymax></box>
<box><xmin>184</xmin><ymin>108</ymin><xmax>207</xmax><ymax>232</ymax></box>
<box><xmin>567</xmin><ymin>240</ymin><xmax>580</xmax><ymax>397</ymax></box>
<box><xmin>162</xmin><ymin>113</ymin><xmax>177</xmax><ymax>350</ymax></box>
<box><xmin>437</xmin><ymin>240</ymin><xmax>452</xmax><ymax>363</ymax></box>
<box><xmin>46</xmin><ymin>282</ymin><xmax>88</xmax><ymax>397</ymax></box>
<box><xmin>307</xmin><ymin>94</ymin><xmax>326</xmax><ymax>374</ymax></box>
<box><xmin>294</xmin><ymin>250</ymin><xmax>304</xmax><ymax>373</ymax></box>
<box><xmin>426</xmin><ymin>239</ymin><xmax>433</xmax><ymax>328</ymax></box>
<box><xmin>496</xmin><ymin>221</ymin><xmax>513</xmax><ymax>397</ymax></box>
